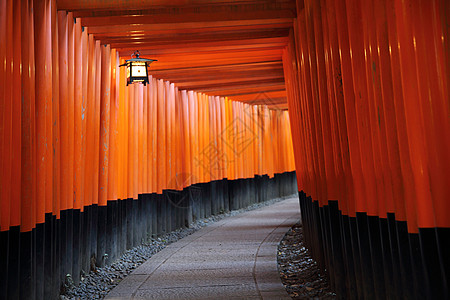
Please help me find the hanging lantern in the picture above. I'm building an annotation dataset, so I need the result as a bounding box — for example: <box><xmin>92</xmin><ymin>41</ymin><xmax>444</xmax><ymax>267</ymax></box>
<box><xmin>120</xmin><ymin>50</ymin><xmax>157</xmax><ymax>86</ymax></box>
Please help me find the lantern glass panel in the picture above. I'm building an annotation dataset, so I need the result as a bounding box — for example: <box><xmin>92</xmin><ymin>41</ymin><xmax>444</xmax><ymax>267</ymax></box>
<box><xmin>132</xmin><ymin>61</ymin><xmax>147</xmax><ymax>77</ymax></box>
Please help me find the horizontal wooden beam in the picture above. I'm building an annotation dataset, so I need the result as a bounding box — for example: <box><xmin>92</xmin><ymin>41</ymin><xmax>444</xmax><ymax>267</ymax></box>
<box><xmin>79</xmin><ymin>8</ymin><xmax>295</xmax><ymax>27</ymax></box>
<box><xmin>195</xmin><ymin>81</ymin><xmax>285</xmax><ymax>94</ymax></box>
<box><xmin>86</xmin><ymin>19</ymin><xmax>294</xmax><ymax>35</ymax></box>
<box><xmin>143</xmin><ymin>53</ymin><xmax>283</xmax><ymax>71</ymax></box>
<box><xmin>150</xmin><ymin>64</ymin><xmax>283</xmax><ymax>79</ymax></box>
<box><xmin>147</xmin><ymin>60</ymin><xmax>282</xmax><ymax>73</ymax></box>
<box><xmin>237</xmin><ymin>97</ymin><xmax>287</xmax><ymax>106</ymax></box>
<box><xmin>209</xmin><ymin>84</ymin><xmax>286</xmax><ymax>97</ymax></box>
<box><xmin>114</xmin><ymin>38</ymin><xmax>288</xmax><ymax>55</ymax></box>
<box><xmin>117</xmin><ymin>43</ymin><xmax>287</xmax><ymax>56</ymax></box>
<box><xmin>152</xmin><ymin>68</ymin><xmax>284</xmax><ymax>83</ymax></box>
<box><xmin>178</xmin><ymin>77</ymin><xmax>285</xmax><ymax>92</ymax></box>
<box><xmin>58</xmin><ymin>0</ymin><xmax>296</xmax><ymax>11</ymax></box>
<box><xmin>171</xmin><ymin>74</ymin><xmax>284</xmax><ymax>89</ymax></box>
<box><xmin>72</xmin><ymin>1</ymin><xmax>296</xmax><ymax>17</ymax></box>
<box><xmin>266</xmin><ymin>103</ymin><xmax>288</xmax><ymax>110</ymax></box>
<box><xmin>228</xmin><ymin>90</ymin><xmax>287</xmax><ymax>102</ymax></box>
<box><xmin>90</xmin><ymin>22</ymin><xmax>293</xmax><ymax>39</ymax></box>
<box><xmin>102</xmin><ymin>28</ymin><xmax>289</xmax><ymax>47</ymax></box>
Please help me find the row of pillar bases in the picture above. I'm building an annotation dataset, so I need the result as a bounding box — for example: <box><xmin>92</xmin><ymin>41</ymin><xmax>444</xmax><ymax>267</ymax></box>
<box><xmin>0</xmin><ymin>172</ymin><xmax>297</xmax><ymax>300</ymax></box>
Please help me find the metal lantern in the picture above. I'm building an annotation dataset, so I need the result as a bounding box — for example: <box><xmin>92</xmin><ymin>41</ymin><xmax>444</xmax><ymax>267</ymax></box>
<box><xmin>120</xmin><ymin>50</ymin><xmax>157</xmax><ymax>86</ymax></box>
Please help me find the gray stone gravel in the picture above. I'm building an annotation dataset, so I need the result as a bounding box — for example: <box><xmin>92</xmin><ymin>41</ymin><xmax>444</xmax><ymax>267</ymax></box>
<box><xmin>277</xmin><ymin>222</ymin><xmax>337</xmax><ymax>299</ymax></box>
<box><xmin>60</xmin><ymin>195</ymin><xmax>294</xmax><ymax>300</ymax></box>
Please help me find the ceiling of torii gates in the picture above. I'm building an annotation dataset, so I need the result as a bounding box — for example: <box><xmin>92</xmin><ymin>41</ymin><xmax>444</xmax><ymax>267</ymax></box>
<box><xmin>56</xmin><ymin>0</ymin><xmax>300</xmax><ymax>110</ymax></box>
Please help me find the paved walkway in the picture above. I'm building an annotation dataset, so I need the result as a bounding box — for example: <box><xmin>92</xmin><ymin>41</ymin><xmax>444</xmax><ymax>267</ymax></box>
<box><xmin>105</xmin><ymin>196</ymin><xmax>300</xmax><ymax>300</ymax></box>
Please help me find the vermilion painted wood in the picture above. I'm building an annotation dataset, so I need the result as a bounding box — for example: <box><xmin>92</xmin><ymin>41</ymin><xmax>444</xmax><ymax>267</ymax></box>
<box><xmin>77</xmin><ymin>9</ymin><xmax>295</xmax><ymax>27</ymax></box>
<box><xmin>85</xmin><ymin>19</ymin><xmax>293</xmax><ymax>35</ymax></box>
<box><xmin>174</xmin><ymin>87</ymin><xmax>182</xmax><ymax>189</ymax></box>
<box><xmin>11</xmin><ymin>0</ymin><xmax>22</xmax><ymax>228</ymax></box>
<box><xmin>430</xmin><ymin>0</ymin><xmax>450</xmax><ymax>227</ymax></box>
<box><xmin>127</xmin><ymin>80</ymin><xmax>134</xmax><ymax>198</ymax></box>
<box><xmin>71</xmin><ymin>1</ymin><xmax>296</xmax><ymax>19</ymax></box>
<box><xmin>186</xmin><ymin>91</ymin><xmax>193</xmax><ymax>185</ymax></box>
<box><xmin>149</xmin><ymin>84</ymin><xmax>155</xmax><ymax>191</ymax></box>
<box><xmin>67</xmin><ymin>12</ymin><xmax>75</xmax><ymax>210</ymax></box>
<box><xmin>34</xmin><ymin>0</ymin><xmax>48</xmax><ymax>224</ymax></box>
<box><xmin>320</xmin><ymin>0</ymin><xmax>343</xmax><ymax>207</ymax></box>
<box><xmin>84</xmin><ymin>34</ymin><xmax>95</xmax><ymax>207</ymax></box>
<box><xmin>156</xmin><ymin>79</ymin><xmax>165</xmax><ymax>193</ymax></box>
<box><xmin>294</xmin><ymin>16</ymin><xmax>313</xmax><ymax>198</ymax></box>
<box><xmin>57</xmin><ymin>0</ymin><xmax>294</xmax><ymax>11</ymax></box>
<box><xmin>167</xmin><ymin>83</ymin><xmax>176</xmax><ymax>187</ymax></box>
<box><xmin>252</xmin><ymin>105</ymin><xmax>259</xmax><ymax>177</ymax></box>
<box><xmin>330</xmin><ymin>0</ymin><xmax>351</xmax><ymax>214</ymax></box>
<box><xmin>92</xmin><ymin>23</ymin><xmax>292</xmax><ymax>41</ymax></box>
<box><xmin>0</xmin><ymin>0</ymin><xmax>6</xmax><ymax>231</ymax></box>
<box><xmin>211</xmin><ymin>96</ymin><xmax>219</xmax><ymax>181</ymax></box>
<box><xmin>332</xmin><ymin>0</ymin><xmax>363</xmax><ymax>217</ymax></box>
<box><xmin>42</xmin><ymin>0</ymin><xmax>53</xmax><ymax>217</ymax></box>
<box><xmin>200</xmin><ymin>93</ymin><xmax>207</xmax><ymax>182</ymax></box>
<box><xmin>219</xmin><ymin>98</ymin><xmax>227</xmax><ymax>179</ymax></box>
<box><xmin>132</xmin><ymin>83</ymin><xmax>138</xmax><ymax>198</ymax></box>
<box><xmin>58</xmin><ymin>11</ymin><xmax>68</xmax><ymax>212</ymax></box>
<box><xmin>29</xmin><ymin>0</ymin><xmax>37</xmax><ymax>228</ymax></box>
<box><xmin>80</xmin><ymin>28</ymin><xmax>88</xmax><ymax>210</ymax></box>
<box><xmin>121</xmin><ymin>59</ymin><xmax>129</xmax><ymax>198</ymax></box>
<box><xmin>395</xmin><ymin>0</ymin><xmax>433</xmax><ymax>229</ymax></box>
<box><xmin>150</xmin><ymin>77</ymin><xmax>158</xmax><ymax>193</ymax></box>
<box><xmin>346</xmin><ymin>0</ymin><xmax>379</xmax><ymax>216</ymax></box>
<box><xmin>136</xmin><ymin>83</ymin><xmax>143</xmax><ymax>194</ymax></box>
<box><xmin>73</xmin><ymin>18</ymin><xmax>83</xmax><ymax>210</ymax></box>
<box><xmin>98</xmin><ymin>44</ymin><xmax>111</xmax><ymax>207</ymax></box>
<box><xmin>181</xmin><ymin>91</ymin><xmax>191</xmax><ymax>185</ymax></box>
<box><xmin>298</xmin><ymin>21</ymin><xmax>315</xmax><ymax>197</ymax></box>
<box><xmin>198</xmin><ymin>93</ymin><xmax>205</xmax><ymax>181</ymax></box>
<box><xmin>311</xmin><ymin>0</ymin><xmax>338</xmax><ymax>203</ymax></box>
<box><xmin>51</xmin><ymin>0</ymin><xmax>60</xmax><ymax>218</ymax></box>
<box><xmin>283</xmin><ymin>30</ymin><xmax>305</xmax><ymax>193</ymax></box>
<box><xmin>117</xmin><ymin>58</ymin><xmax>125</xmax><ymax>198</ymax></box>
<box><xmin>111</xmin><ymin>39</ymin><xmax>288</xmax><ymax>56</ymax></box>
<box><xmin>298</xmin><ymin>13</ymin><xmax>321</xmax><ymax>201</ymax></box>
<box><xmin>387</xmin><ymin>0</ymin><xmax>419</xmax><ymax>232</ymax></box>
<box><xmin>92</xmin><ymin>40</ymin><xmax>101</xmax><ymax>205</ymax></box>
<box><xmin>247</xmin><ymin>104</ymin><xmax>254</xmax><ymax>178</ymax></box>
<box><xmin>373</xmin><ymin>0</ymin><xmax>407</xmax><ymax>222</ymax></box>
<box><xmin>362</xmin><ymin>0</ymin><xmax>390</xmax><ymax>219</ymax></box>
<box><xmin>108</xmin><ymin>49</ymin><xmax>118</xmax><ymax>201</ymax></box>
<box><xmin>412</xmin><ymin>0</ymin><xmax>449</xmax><ymax>228</ymax></box>
<box><xmin>142</xmin><ymin>82</ymin><xmax>148</xmax><ymax>193</ymax></box>
<box><xmin>21</xmin><ymin>0</ymin><xmax>35</xmax><ymax>232</ymax></box>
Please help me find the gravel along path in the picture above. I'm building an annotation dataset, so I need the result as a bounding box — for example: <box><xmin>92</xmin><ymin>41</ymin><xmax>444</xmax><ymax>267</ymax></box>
<box><xmin>277</xmin><ymin>222</ymin><xmax>336</xmax><ymax>299</ymax></box>
<box><xmin>60</xmin><ymin>195</ymin><xmax>295</xmax><ymax>300</ymax></box>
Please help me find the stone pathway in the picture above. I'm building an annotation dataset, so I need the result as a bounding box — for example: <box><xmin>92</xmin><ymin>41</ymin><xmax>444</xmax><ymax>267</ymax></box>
<box><xmin>105</xmin><ymin>196</ymin><xmax>300</xmax><ymax>300</ymax></box>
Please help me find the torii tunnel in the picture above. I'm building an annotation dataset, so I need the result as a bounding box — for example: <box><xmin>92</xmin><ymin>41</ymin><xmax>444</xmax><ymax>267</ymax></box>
<box><xmin>0</xmin><ymin>0</ymin><xmax>449</xmax><ymax>299</ymax></box>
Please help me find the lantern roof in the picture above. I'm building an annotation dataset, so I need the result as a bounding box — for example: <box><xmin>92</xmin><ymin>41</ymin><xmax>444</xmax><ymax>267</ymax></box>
<box><xmin>125</xmin><ymin>57</ymin><xmax>157</xmax><ymax>63</ymax></box>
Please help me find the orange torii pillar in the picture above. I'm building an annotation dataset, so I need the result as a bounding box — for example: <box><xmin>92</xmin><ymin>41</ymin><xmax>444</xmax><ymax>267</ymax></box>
<box><xmin>283</xmin><ymin>0</ymin><xmax>449</xmax><ymax>298</ymax></box>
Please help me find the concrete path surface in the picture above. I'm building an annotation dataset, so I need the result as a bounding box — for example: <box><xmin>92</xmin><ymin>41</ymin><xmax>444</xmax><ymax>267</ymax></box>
<box><xmin>105</xmin><ymin>196</ymin><xmax>300</xmax><ymax>300</ymax></box>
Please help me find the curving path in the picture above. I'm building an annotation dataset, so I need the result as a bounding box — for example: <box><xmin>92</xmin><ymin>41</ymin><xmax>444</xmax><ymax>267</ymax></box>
<box><xmin>105</xmin><ymin>196</ymin><xmax>300</xmax><ymax>300</ymax></box>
